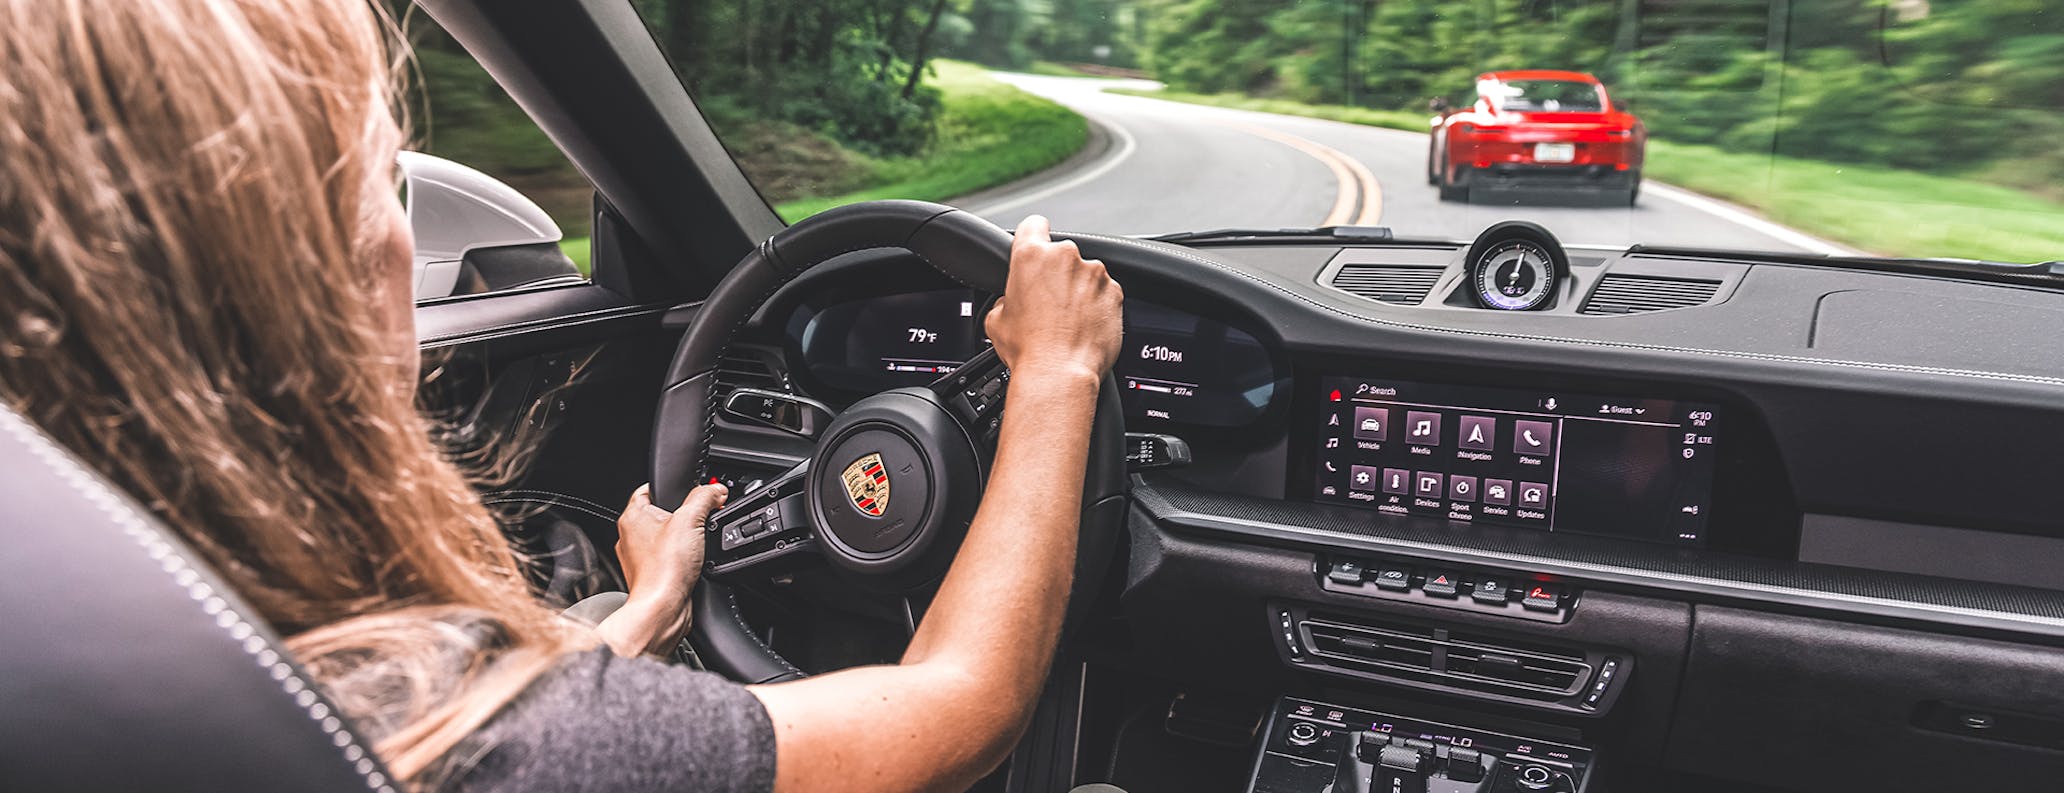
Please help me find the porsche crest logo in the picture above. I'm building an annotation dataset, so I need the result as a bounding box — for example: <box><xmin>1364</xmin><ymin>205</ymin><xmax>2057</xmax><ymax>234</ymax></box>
<box><xmin>840</xmin><ymin>452</ymin><xmax>891</xmax><ymax>517</ymax></box>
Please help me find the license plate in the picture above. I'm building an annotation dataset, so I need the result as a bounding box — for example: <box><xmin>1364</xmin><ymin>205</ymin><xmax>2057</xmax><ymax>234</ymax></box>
<box><xmin>1533</xmin><ymin>142</ymin><xmax>1576</xmax><ymax>163</ymax></box>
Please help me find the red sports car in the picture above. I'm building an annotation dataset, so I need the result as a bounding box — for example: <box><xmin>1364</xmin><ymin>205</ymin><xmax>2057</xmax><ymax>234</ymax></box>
<box><xmin>1428</xmin><ymin>70</ymin><xmax>1646</xmax><ymax>204</ymax></box>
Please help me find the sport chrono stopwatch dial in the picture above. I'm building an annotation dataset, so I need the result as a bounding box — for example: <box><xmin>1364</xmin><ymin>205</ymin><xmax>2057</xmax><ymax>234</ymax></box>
<box><xmin>1466</xmin><ymin>221</ymin><xmax>1567</xmax><ymax>311</ymax></box>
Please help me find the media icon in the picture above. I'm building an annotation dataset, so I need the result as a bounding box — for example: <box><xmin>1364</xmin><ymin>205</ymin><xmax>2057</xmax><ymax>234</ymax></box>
<box><xmin>1448</xmin><ymin>475</ymin><xmax>1477</xmax><ymax>502</ymax></box>
<box><xmin>1350</xmin><ymin>465</ymin><xmax>1380</xmax><ymax>492</ymax></box>
<box><xmin>1483</xmin><ymin>478</ymin><xmax>1514</xmax><ymax>506</ymax></box>
<box><xmin>1514</xmin><ymin>420</ymin><xmax>1555</xmax><ymax>456</ymax></box>
<box><xmin>1353</xmin><ymin>407</ymin><xmax>1389</xmax><ymax>441</ymax></box>
<box><xmin>1415</xmin><ymin>471</ymin><xmax>1444</xmax><ymax>497</ymax></box>
<box><xmin>1382</xmin><ymin>468</ymin><xmax>1410</xmax><ymax>496</ymax></box>
<box><xmin>1458</xmin><ymin>415</ymin><xmax>1496</xmax><ymax>452</ymax></box>
<box><xmin>1405</xmin><ymin>411</ymin><xmax>1442</xmax><ymax>445</ymax></box>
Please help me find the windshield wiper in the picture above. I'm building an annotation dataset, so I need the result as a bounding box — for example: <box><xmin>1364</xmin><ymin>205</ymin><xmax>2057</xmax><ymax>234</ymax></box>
<box><xmin>1149</xmin><ymin>225</ymin><xmax>1396</xmax><ymax>244</ymax></box>
<box><xmin>1629</xmin><ymin>245</ymin><xmax>2064</xmax><ymax>290</ymax></box>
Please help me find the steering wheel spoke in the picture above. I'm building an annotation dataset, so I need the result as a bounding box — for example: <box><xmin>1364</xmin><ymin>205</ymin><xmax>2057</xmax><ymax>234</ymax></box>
<box><xmin>704</xmin><ymin>461</ymin><xmax>820</xmax><ymax>577</ymax></box>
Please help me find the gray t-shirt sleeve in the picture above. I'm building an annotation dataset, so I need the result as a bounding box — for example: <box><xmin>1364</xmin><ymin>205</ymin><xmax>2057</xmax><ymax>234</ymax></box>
<box><xmin>445</xmin><ymin>648</ymin><xmax>776</xmax><ymax>793</ymax></box>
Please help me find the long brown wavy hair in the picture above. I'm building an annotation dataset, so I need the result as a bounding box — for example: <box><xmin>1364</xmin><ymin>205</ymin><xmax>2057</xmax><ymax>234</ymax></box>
<box><xmin>0</xmin><ymin>0</ymin><xmax>591</xmax><ymax>784</ymax></box>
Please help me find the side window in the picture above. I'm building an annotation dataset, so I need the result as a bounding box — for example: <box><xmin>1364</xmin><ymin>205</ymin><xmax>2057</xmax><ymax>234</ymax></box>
<box><xmin>401</xmin><ymin>9</ymin><xmax>594</xmax><ymax>302</ymax></box>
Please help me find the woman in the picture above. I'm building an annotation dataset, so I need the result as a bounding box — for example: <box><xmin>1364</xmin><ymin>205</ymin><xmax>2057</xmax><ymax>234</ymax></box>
<box><xmin>0</xmin><ymin>1</ymin><xmax>1123</xmax><ymax>791</ymax></box>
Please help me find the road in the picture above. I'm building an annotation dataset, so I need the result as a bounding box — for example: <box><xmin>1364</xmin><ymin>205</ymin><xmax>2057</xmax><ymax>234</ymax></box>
<box><xmin>961</xmin><ymin>73</ymin><xmax>1852</xmax><ymax>255</ymax></box>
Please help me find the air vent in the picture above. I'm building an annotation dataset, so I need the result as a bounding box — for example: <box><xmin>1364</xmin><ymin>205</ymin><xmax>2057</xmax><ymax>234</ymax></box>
<box><xmin>1331</xmin><ymin>263</ymin><xmax>1445</xmax><ymax>305</ymax></box>
<box><xmin>1291</xmin><ymin>610</ymin><xmax>1598</xmax><ymax>703</ymax></box>
<box><xmin>713</xmin><ymin>348</ymin><xmax>785</xmax><ymax>399</ymax></box>
<box><xmin>1580</xmin><ymin>274</ymin><xmax>1720</xmax><ymax>315</ymax></box>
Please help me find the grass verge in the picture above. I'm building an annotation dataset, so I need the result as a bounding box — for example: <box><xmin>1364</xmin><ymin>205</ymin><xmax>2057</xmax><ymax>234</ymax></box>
<box><xmin>1106</xmin><ymin>88</ymin><xmax>2064</xmax><ymax>263</ymax></box>
<box><xmin>774</xmin><ymin>61</ymin><xmax>1089</xmax><ymax>221</ymax></box>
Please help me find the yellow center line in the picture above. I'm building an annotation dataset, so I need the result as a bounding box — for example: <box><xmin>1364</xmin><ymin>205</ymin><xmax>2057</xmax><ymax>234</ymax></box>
<box><xmin>1220</xmin><ymin>122</ymin><xmax>1383</xmax><ymax>226</ymax></box>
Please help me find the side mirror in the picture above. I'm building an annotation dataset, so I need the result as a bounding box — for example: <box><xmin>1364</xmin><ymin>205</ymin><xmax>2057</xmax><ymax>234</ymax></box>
<box><xmin>1429</xmin><ymin>96</ymin><xmax>1452</xmax><ymax>114</ymax></box>
<box><xmin>399</xmin><ymin>151</ymin><xmax>583</xmax><ymax>300</ymax></box>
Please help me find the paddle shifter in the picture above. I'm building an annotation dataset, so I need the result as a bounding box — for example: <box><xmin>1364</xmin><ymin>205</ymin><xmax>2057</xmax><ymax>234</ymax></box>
<box><xmin>1246</xmin><ymin>698</ymin><xmax>1592</xmax><ymax>793</ymax></box>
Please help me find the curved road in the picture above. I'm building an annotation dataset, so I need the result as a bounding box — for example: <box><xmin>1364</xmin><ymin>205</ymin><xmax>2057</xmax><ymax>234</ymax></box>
<box><xmin>962</xmin><ymin>73</ymin><xmax>1853</xmax><ymax>255</ymax></box>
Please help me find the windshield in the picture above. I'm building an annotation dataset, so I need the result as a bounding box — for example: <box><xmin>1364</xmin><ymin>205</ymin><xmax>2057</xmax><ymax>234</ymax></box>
<box><xmin>637</xmin><ymin>0</ymin><xmax>2064</xmax><ymax>265</ymax></box>
<box><xmin>1489</xmin><ymin>80</ymin><xmax>1605</xmax><ymax>113</ymax></box>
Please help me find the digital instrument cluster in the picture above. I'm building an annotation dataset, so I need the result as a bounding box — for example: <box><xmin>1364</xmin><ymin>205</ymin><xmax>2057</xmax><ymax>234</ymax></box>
<box><xmin>791</xmin><ymin>290</ymin><xmax>1281</xmax><ymax>427</ymax></box>
<box><xmin>1310</xmin><ymin>375</ymin><xmax>1721</xmax><ymax>546</ymax></box>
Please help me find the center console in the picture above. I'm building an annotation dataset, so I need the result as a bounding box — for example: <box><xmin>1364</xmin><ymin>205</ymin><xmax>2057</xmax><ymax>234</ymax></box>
<box><xmin>1248</xmin><ymin>697</ymin><xmax>1595</xmax><ymax>793</ymax></box>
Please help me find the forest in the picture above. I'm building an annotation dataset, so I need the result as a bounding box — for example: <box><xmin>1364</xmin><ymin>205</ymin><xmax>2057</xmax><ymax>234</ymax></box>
<box><xmin>402</xmin><ymin>0</ymin><xmax>2064</xmax><ymax>248</ymax></box>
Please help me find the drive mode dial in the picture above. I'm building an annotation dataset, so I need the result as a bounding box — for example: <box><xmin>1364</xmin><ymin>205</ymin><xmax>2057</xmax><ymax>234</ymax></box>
<box><xmin>1467</xmin><ymin>221</ymin><xmax>1566</xmax><ymax>311</ymax></box>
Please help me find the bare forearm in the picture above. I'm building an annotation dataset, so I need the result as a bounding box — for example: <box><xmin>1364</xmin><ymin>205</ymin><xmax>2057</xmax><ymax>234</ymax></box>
<box><xmin>751</xmin><ymin>369</ymin><xmax>1102</xmax><ymax>793</ymax></box>
<box><xmin>902</xmin><ymin>368</ymin><xmax>1099</xmax><ymax>681</ymax></box>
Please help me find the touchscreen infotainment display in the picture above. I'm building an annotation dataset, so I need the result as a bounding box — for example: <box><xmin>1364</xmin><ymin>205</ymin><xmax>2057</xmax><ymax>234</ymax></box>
<box><xmin>1311</xmin><ymin>375</ymin><xmax>1720</xmax><ymax>546</ymax></box>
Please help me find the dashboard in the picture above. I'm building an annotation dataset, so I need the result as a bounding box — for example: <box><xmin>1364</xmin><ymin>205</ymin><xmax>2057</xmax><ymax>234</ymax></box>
<box><xmin>706</xmin><ymin>230</ymin><xmax>2064</xmax><ymax>793</ymax></box>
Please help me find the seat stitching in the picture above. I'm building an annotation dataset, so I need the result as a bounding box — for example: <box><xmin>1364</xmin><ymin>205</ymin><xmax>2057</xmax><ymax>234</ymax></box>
<box><xmin>0</xmin><ymin>409</ymin><xmax>399</xmax><ymax>793</ymax></box>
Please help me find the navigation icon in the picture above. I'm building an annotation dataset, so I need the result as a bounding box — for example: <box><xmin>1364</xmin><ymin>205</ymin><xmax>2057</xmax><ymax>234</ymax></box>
<box><xmin>1458</xmin><ymin>415</ymin><xmax>1496</xmax><ymax>452</ymax></box>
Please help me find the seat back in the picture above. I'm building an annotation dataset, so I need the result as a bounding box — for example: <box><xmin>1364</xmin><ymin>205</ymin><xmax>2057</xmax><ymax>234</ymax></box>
<box><xmin>0</xmin><ymin>405</ymin><xmax>396</xmax><ymax>792</ymax></box>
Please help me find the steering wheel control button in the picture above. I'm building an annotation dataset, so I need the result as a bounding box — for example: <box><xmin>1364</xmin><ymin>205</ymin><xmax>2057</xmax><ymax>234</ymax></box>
<box><xmin>1471</xmin><ymin>577</ymin><xmax>1512</xmax><ymax>605</ymax></box>
<box><xmin>1328</xmin><ymin>560</ymin><xmax>1365</xmax><ymax>586</ymax></box>
<box><xmin>1422</xmin><ymin>572</ymin><xmax>1460</xmax><ymax>598</ymax></box>
<box><xmin>1522</xmin><ymin>583</ymin><xmax>1566</xmax><ymax>612</ymax></box>
<box><xmin>1373</xmin><ymin>566</ymin><xmax>1412</xmax><ymax>592</ymax></box>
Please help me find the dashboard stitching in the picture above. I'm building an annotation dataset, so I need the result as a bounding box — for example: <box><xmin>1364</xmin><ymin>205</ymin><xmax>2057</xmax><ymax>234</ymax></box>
<box><xmin>1071</xmin><ymin>233</ymin><xmax>2064</xmax><ymax>388</ymax></box>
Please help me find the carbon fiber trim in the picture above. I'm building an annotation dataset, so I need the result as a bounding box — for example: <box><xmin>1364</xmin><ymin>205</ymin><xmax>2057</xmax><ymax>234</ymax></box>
<box><xmin>1134</xmin><ymin>484</ymin><xmax>2064</xmax><ymax>640</ymax></box>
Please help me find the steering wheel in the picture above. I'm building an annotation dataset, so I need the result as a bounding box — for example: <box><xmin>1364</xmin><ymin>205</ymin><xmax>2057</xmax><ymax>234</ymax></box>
<box><xmin>651</xmin><ymin>200</ymin><xmax>1128</xmax><ymax>683</ymax></box>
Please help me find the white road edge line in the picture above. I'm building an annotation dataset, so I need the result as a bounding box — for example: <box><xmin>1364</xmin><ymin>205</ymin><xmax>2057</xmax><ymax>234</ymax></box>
<box><xmin>965</xmin><ymin>113</ymin><xmax>1140</xmax><ymax>218</ymax></box>
<box><xmin>1642</xmin><ymin>182</ymin><xmax>1860</xmax><ymax>256</ymax></box>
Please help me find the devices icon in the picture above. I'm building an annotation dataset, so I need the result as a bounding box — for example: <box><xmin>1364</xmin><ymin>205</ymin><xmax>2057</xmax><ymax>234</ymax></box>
<box><xmin>1415</xmin><ymin>471</ymin><xmax>1444</xmax><ymax>497</ymax></box>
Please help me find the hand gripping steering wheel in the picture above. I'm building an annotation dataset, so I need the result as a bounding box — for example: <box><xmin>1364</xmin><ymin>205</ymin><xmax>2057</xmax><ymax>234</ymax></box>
<box><xmin>650</xmin><ymin>200</ymin><xmax>1127</xmax><ymax>683</ymax></box>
